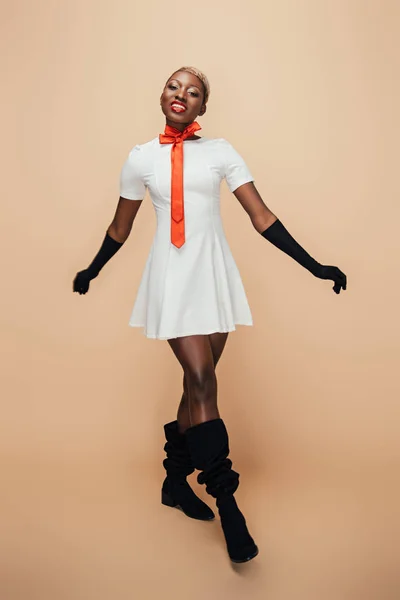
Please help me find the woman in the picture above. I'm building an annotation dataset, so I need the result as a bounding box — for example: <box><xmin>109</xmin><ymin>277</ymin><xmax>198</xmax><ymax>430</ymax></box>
<box><xmin>73</xmin><ymin>66</ymin><xmax>347</xmax><ymax>563</ymax></box>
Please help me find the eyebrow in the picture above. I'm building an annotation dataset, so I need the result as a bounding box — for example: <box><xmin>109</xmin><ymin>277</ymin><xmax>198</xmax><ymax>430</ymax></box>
<box><xmin>169</xmin><ymin>78</ymin><xmax>201</xmax><ymax>91</ymax></box>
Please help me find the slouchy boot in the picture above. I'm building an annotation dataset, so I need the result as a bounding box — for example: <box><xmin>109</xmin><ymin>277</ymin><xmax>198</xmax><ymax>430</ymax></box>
<box><xmin>161</xmin><ymin>420</ymin><xmax>215</xmax><ymax>521</ymax></box>
<box><xmin>185</xmin><ymin>418</ymin><xmax>259</xmax><ymax>563</ymax></box>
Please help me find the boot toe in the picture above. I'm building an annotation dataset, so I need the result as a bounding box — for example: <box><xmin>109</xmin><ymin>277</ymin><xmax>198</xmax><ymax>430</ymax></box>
<box><xmin>178</xmin><ymin>490</ymin><xmax>215</xmax><ymax>520</ymax></box>
<box><xmin>183</xmin><ymin>502</ymin><xmax>215</xmax><ymax>521</ymax></box>
<box><xmin>229</xmin><ymin>543</ymin><xmax>259</xmax><ymax>563</ymax></box>
<box><xmin>162</xmin><ymin>482</ymin><xmax>215</xmax><ymax>521</ymax></box>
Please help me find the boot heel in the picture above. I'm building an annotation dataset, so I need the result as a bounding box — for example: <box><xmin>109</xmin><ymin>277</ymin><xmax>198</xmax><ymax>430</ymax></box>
<box><xmin>161</xmin><ymin>489</ymin><xmax>177</xmax><ymax>508</ymax></box>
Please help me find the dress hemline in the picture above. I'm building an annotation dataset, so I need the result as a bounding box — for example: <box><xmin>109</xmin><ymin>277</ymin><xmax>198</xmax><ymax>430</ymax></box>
<box><xmin>128</xmin><ymin>322</ymin><xmax>253</xmax><ymax>340</ymax></box>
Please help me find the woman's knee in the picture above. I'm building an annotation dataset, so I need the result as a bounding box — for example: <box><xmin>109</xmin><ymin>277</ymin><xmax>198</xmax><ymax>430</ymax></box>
<box><xmin>185</xmin><ymin>367</ymin><xmax>217</xmax><ymax>402</ymax></box>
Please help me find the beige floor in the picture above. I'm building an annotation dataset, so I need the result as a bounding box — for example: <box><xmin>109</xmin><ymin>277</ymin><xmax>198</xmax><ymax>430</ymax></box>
<box><xmin>1</xmin><ymin>455</ymin><xmax>398</xmax><ymax>600</ymax></box>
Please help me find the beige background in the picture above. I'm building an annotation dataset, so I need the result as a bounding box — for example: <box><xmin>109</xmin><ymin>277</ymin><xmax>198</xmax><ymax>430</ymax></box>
<box><xmin>1</xmin><ymin>1</ymin><xmax>399</xmax><ymax>598</ymax></box>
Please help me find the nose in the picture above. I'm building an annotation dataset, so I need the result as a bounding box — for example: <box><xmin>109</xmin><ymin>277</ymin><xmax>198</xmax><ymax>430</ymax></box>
<box><xmin>175</xmin><ymin>92</ymin><xmax>187</xmax><ymax>103</ymax></box>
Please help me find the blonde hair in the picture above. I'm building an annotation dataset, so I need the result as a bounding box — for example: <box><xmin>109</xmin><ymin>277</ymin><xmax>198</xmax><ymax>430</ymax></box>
<box><xmin>166</xmin><ymin>66</ymin><xmax>210</xmax><ymax>105</ymax></box>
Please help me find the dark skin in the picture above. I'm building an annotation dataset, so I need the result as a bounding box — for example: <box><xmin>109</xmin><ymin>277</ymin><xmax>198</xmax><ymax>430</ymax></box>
<box><xmin>172</xmin><ymin>332</ymin><xmax>229</xmax><ymax>433</ymax></box>
<box><xmin>75</xmin><ymin>70</ymin><xmax>342</xmax><ymax>433</ymax></box>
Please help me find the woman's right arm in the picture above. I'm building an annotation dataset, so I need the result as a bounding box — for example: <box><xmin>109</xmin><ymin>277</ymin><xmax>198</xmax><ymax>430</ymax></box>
<box><xmin>73</xmin><ymin>196</ymin><xmax>143</xmax><ymax>295</ymax></box>
<box><xmin>107</xmin><ymin>196</ymin><xmax>143</xmax><ymax>242</ymax></box>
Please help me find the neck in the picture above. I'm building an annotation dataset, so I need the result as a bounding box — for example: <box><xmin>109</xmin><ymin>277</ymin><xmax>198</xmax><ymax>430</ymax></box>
<box><xmin>165</xmin><ymin>118</ymin><xmax>195</xmax><ymax>132</ymax></box>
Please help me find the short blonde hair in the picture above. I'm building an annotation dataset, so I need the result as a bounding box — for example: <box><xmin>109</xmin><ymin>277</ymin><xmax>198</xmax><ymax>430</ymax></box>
<box><xmin>167</xmin><ymin>66</ymin><xmax>210</xmax><ymax>105</ymax></box>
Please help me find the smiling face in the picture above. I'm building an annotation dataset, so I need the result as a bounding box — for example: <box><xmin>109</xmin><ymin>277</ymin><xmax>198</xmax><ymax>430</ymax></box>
<box><xmin>160</xmin><ymin>70</ymin><xmax>207</xmax><ymax>132</ymax></box>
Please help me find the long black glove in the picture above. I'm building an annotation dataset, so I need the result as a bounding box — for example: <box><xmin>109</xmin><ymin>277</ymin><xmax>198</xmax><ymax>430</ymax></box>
<box><xmin>261</xmin><ymin>219</ymin><xmax>347</xmax><ymax>294</ymax></box>
<box><xmin>73</xmin><ymin>232</ymin><xmax>124</xmax><ymax>295</ymax></box>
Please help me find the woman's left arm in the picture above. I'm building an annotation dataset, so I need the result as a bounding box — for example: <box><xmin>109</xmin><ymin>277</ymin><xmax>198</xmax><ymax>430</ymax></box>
<box><xmin>233</xmin><ymin>182</ymin><xmax>347</xmax><ymax>294</ymax></box>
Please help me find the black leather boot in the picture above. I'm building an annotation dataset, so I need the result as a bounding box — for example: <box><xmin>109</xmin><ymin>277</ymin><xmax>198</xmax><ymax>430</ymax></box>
<box><xmin>161</xmin><ymin>420</ymin><xmax>215</xmax><ymax>521</ymax></box>
<box><xmin>185</xmin><ymin>418</ymin><xmax>259</xmax><ymax>563</ymax></box>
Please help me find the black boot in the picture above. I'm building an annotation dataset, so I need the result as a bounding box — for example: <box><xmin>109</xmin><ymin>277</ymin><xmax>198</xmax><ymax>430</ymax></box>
<box><xmin>185</xmin><ymin>418</ymin><xmax>259</xmax><ymax>563</ymax></box>
<box><xmin>161</xmin><ymin>420</ymin><xmax>215</xmax><ymax>521</ymax></box>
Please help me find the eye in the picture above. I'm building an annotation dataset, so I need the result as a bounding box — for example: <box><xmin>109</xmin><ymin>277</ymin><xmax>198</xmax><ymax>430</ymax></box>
<box><xmin>168</xmin><ymin>84</ymin><xmax>178</xmax><ymax>90</ymax></box>
<box><xmin>189</xmin><ymin>91</ymin><xmax>199</xmax><ymax>97</ymax></box>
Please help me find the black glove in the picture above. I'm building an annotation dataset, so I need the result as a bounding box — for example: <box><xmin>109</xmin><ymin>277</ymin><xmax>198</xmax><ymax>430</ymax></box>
<box><xmin>261</xmin><ymin>219</ymin><xmax>347</xmax><ymax>294</ymax></box>
<box><xmin>73</xmin><ymin>232</ymin><xmax>124</xmax><ymax>295</ymax></box>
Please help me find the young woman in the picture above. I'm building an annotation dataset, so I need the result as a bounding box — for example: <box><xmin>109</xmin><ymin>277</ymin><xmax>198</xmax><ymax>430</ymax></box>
<box><xmin>73</xmin><ymin>66</ymin><xmax>347</xmax><ymax>563</ymax></box>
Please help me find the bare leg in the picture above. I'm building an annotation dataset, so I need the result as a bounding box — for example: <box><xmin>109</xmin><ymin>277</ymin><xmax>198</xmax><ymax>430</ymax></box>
<box><xmin>176</xmin><ymin>375</ymin><xmax>191</xmax><ymax>434</ymax></box>
<box><xmin>176</xmin><ymin>332</ymin><xmax>229</xmax><ymax>432</ymax></box>
<box><xmin>208</xmin><ymin>331</ymin><xmax>229</xmax><ymax>370</ymax></box>
<box><xmin>168</xmin><ymin>332</ymin><xmax>229</xmax><ymax>428</ymax></box>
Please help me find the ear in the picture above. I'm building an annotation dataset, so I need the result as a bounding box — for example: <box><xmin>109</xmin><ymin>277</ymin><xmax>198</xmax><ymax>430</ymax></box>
<box><xmin>199</xmin><ymin>104</ymin><xmax>207</xmax><ymax>117</ymax></box>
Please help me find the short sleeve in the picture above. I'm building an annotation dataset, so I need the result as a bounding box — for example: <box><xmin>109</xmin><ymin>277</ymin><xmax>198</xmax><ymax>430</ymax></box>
<box><xmin>221</xmin><ymin>139</ymin><xmax>254</xmax><ymax>193</ymax></box>
<box><xmin>119</xmin><ymin>145</ymin><xmax>146</xmax><ymax>200</ymax></box>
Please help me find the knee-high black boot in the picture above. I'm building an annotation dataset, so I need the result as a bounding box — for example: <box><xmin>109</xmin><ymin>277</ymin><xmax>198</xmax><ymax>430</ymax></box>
<box><xmin>185</xmin><ymin>418</ymin><xmax>259</xmax><ymax>563</ymax></box>
<box><xmin>161</xmin><ymin>420</ymin><xmax>215</xmax><ymax>521</ymax></box>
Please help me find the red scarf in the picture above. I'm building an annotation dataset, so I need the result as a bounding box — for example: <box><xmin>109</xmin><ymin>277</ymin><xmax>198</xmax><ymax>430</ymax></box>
<box><xmin>159</xmin><ymin>121</ymin><xmax>202</xmax><ymax>248</ymax></box>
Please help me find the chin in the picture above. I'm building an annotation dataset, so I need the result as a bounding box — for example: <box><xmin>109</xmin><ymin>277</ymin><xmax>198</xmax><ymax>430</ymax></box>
<box><xmin>170</xmin><ymin>111</ymin><xmax>190</xmax><ymax>119</ymax></box>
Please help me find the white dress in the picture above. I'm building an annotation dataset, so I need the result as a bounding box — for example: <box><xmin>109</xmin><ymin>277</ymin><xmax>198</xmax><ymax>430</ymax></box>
<box><xmin>119</xmin><ymin>136</ymin><xmax>254</xmax><ymax>340</ymax></box>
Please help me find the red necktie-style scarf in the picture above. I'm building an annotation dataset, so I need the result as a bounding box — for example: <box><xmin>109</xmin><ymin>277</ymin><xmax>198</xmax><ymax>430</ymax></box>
<box><xmin>159</xmin><ymin>121</ymin><xmax>202</xmax><ymax>248</ymax></box>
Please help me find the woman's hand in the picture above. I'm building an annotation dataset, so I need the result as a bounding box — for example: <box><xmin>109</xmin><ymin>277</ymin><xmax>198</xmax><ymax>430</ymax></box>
<box><xmin>73</xmin><ymin>269</ymin><xmax>96</xmax><ymax>295</ymax></box>
<box><xmin>315</xmin><ymin>265</ymin><xmax>347</xmax><ymax>294</ymax></box>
